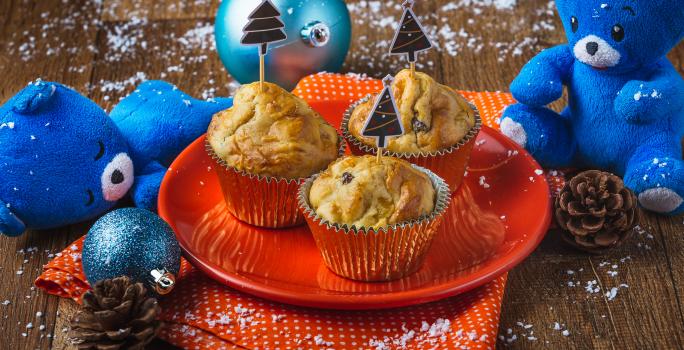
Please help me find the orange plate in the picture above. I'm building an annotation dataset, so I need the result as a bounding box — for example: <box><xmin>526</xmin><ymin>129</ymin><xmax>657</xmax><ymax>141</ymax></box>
<box><xmin>158</xmin><ymin>100</ymin><xmax>551</xmax><ymax>310</ymax></box>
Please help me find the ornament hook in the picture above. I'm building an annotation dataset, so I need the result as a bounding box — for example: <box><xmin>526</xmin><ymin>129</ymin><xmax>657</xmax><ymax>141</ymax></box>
<box><xmin>150</xmin><ymin>269</ymin><xmax>176</xmax><ymax>295</ymax></box>
<box><xmin>301</xmin><ymin>21</ymin><xmax>331</xmax><ymax>47</ymax></box>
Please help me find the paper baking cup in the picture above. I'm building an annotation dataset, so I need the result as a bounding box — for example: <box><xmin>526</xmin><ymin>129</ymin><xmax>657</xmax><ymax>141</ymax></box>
<box><xmin>298</xmin><ymin>165</ymin><xmax>452</xmax><ymax>282</ymax></box>
<box><xmin>341</xmin><ymin>95</ymin><xmax>482</xmax><ymax>192</ymax></box>
<box><xmin>207</xmin><ymin>137</ymin><xmax>346</xmax><ymax>229</ymax></box>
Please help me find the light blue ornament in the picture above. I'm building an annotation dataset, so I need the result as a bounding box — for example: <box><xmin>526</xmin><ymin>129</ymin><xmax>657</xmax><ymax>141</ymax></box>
<box><xmin>215</xmin><ymin>0</ymin><xmax>351</xmax><ymax>90</ymax></box>
<box><xmin>82</xmin><ymin>208</ymin><xmax>181</xmax><ymax>296</ymax></box>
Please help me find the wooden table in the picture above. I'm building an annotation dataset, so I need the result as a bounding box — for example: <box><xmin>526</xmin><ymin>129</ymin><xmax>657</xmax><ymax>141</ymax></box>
<box><xmin>0</xmin><ymin>1</ymin><xmax>682</xmax><ymax>349</ymax></box>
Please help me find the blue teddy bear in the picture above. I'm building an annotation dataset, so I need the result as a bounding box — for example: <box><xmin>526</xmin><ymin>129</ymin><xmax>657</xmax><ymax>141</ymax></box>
<box><xmin>0</xmin><ymin>80</ymin><xmax>232</xmax><ymax>236</ymax></box>
<box><xmin>501</xmin><ymin>0</ymin><xmax>684</xmax><ymax>215</ymax></box>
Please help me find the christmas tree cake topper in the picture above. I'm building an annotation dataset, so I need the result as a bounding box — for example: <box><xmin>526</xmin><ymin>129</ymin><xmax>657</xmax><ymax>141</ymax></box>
<box><xmin>362</xmin><ymin>75</ymin><xmax>404</xmax><ymax>161</ymax></box>
<box><xmin>241</xmin><ymin>0</ymin><xmax>288</xmax><ymax>91</ymax></box>
<box><xmin>389</xmin><ymin>0</ymin><xmax>434</xmax><ymax>77</ymax></box>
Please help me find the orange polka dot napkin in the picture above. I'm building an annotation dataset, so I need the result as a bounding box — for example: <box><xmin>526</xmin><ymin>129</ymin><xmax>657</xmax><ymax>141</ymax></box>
<box><xmin>36</xmin><ymin>237</ymin><xmax>507</xmax><ymax>349</ymax></box>
<box><xmin>35</xmin><ymin>73</ymin><xmax>566</xmax><ymax>350</ymax></box>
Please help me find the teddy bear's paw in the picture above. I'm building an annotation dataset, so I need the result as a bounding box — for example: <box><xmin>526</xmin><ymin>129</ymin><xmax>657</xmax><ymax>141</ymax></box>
<box><xmin>638</xmin><ymin>188</ymin><xmax>684</xmax><ymax>215</ymax></box>
<box><xmin>625</xmin><ymin>156</ymin><xmax>684</xmax><ymax>215</ymax></box>
<box><xmin>615</xmin><ymin>81</ymin><xmax>663</xmax><ymax>124</ymax></box>
<box><xmin>131</xmin><ymin>166</ymin><xmax>166</xmax><ymax>212</ymax></box>
<box><xmin>500</xmin><ymin>117</ymin><xmax>527</xmax><ymax>148</ymax></box>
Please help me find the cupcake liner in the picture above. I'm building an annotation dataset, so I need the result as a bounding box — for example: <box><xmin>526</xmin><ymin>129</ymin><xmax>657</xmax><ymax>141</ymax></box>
<box><xmin>298</xmin><ymin>165</ymin><xmax>452</xmax><ymax>282</ymax></box>
<box><xmin>341</xmin><ymin>95</ymin><xmax>482</xmax><ymax>192</ymax></box>
<box><xmin>207</xmin><ymin>137</ymin><xmax>346</xmax><ymax>229</ymax></box>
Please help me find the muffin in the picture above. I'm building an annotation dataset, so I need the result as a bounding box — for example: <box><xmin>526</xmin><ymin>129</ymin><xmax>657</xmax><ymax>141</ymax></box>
<box><xmin>208</xmin><ymin>81</ymin><xmax>340</xmax><ymax>179</ymax></box>
<box><xmin>342</xmin><ymin>69</ymin><xmax>481</xmax><ymax>191</ymax></box>
<box><xmin>309</xmin><ymin>155</ymin><xmax>436</xmax><ymax>228</ymax></box>
<box><xmin>299</xmin><ymin>155</ymin><xmax>451</xmax><ymax>281</ymax></box>
<box><xmin>207</xmin><ymin>82</ymin><xmax>344</xmax><ymax>228</ymax></box>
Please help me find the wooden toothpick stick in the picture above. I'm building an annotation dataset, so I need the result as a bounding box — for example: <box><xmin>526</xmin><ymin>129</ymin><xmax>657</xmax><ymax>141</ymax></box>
<box><xmin>377</xmin><ymin>148</ymin><xmax>383</xmax><ymax>163</ymax></box>
<box><xmin>410</xmin><ymin>62</ymin><xmax>416</xmax><ymax>78</ymax></box>
<box><xmin>241</xmin><ymin>0</ymin><xmax>287</xmax><ymax>93</ymax></box>
<box><xmin>259</xmin><ymin>53</ymin><xmax>265</xmax><ymax>92</ymax></box>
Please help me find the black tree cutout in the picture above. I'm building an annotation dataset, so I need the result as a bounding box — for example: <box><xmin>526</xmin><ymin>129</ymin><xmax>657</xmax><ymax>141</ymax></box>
<box><xmin>241</xmin><ymin>0</ymin><xmax>287</xmax><ymax>56</ymax></box>
<box><xmin>362</xmin><ymin>75</ymin><xmax>405</xmax><ymax>149</ymax></box>
<box><xmin>389</xmin><ymin>0</ymin><xmax>433</xmax><ymax>63</ymax></box>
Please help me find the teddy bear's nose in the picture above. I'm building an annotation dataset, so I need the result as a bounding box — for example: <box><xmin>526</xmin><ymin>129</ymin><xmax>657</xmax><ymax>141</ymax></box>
<box><xmin>586</xmin><ymin>42</ymin><xmax>599</xmax><ymax>56</ymax></box>
<box><xmin>111</xmin><ymin>169</ymin><xmax>125</xmax><ymax>185</ymax></box>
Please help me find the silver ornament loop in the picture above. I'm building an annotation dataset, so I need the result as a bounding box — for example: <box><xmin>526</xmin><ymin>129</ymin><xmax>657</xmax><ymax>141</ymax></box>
<box><xmin>150</xmin><ymin>269</ymin><xmax>176</xmax><ymax>295</ymax></box>
<box><xmin>301</xmin><ymin>21</ymin><xmax>331</xmax><ymax>47</ymax></box>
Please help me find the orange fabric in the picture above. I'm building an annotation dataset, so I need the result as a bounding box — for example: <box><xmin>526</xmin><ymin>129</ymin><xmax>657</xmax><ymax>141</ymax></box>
<box><xmin>35</xmin><ymin>73</ymin><xmax>566</xmax><ymax>350</ymax></box>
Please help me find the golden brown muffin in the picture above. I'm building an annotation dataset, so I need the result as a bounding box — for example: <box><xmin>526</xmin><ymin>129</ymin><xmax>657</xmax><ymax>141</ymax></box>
<box><xmin>208</xmin><ymin>82</ymin><xmax>340</xmax><ymax>179</ymax></box>
<box><xmin>309</xmin><ymin>155</ymin><xmax>436</xmax><ymax>228</ymax></box>
<box><xmin>348</xmin><ymin>69</ymin><xmax>476</xmax><ymax>153</ymax></box>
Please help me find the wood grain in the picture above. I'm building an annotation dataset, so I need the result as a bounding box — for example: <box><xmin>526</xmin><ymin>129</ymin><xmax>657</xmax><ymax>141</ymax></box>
<box><xmin>0</xmin><ymin>0</ymin><xmax>683</xmax><ymax>349</ymax></box>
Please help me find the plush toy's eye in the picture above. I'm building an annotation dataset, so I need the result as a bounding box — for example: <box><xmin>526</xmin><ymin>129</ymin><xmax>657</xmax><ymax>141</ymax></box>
<box><xmin>95</xmin><ymin>141</ymin><xmax>105</xmax><ymax>161</ymax></box>
<box><xmin>612</xmin><ymin>24</ymin><xmax>625</xmax><ymax>42</ymax></box>
<box><xmin>571</xmin><ymin>16</ymin><xmax>579</xmax><ymax>33</ymax></box>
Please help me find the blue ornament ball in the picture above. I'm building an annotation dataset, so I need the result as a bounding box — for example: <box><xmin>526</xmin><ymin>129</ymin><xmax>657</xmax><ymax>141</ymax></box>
<box><xmin>215</xmin><ymin>0</ymin><xmax>352</xmax><ymax>91</ymax></box>
<box><xmin>82</xmin><ymin>208</ymin><xmax>181</xmax><ymax>295</ymax></box>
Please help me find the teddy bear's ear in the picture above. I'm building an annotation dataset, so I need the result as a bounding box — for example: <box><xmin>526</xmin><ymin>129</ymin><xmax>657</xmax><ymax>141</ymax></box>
<box><xmin>11</xmin><ymin>80</ymin><xmax>58</xmax><ymax>115</ymax></box>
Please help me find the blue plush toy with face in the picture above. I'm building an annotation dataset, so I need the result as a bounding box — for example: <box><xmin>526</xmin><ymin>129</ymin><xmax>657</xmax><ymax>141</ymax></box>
<box><xmin>501</xmin><ymin>0</ymin><xmax>684</xmax><ymax>215</ymax></box>
<box><xmin>0</xmin><ymin>80</ymin><xmax>232</xmax><ymax>236</ymax></box>
<box><xmin>0</xmin><ymin>80</ymin><xmax>134</xmax><ymax>236</ymax></box>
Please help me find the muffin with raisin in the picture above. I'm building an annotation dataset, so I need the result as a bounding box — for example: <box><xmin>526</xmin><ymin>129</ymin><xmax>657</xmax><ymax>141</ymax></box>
<box><xmin>299</xmin><ymin>155</ymin><xmax>451</xmax><ymax>281</ymax></box>
<box><xmin>342</xmin><ymin>69</ymin><xmax>481</xmax><ymax>191</ymax></box>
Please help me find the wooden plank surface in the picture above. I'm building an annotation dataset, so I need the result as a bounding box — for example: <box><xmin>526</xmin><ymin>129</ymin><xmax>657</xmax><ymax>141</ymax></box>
<box><xmin>0</xmin><ymin>0</ymin><xmax>682</xmax><ymax>349</ymax></box>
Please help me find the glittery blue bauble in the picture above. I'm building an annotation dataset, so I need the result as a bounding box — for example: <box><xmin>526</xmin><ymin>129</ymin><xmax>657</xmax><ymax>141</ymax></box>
<box><xmin>215</xmin><ymin>0</ymin><xmax>351</xmax><ymax>90</ymax></box>
<box><xmin>82</xmin><ymin>208</ymin><xmax>181</xmax><ymax>293</ymax></box>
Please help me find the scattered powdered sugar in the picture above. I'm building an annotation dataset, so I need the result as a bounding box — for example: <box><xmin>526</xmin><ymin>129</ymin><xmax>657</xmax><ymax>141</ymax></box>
<box><xmin>442</xmin><ymin>0</ymin><xmax>518</xmax><ymax>11</ymax></box>
<box><xmin>233</xmin><ymin>305</ymin><xmax>259</xmax><ymax>329</ymax></box>
<box><xmin>563</xmin><ymin>256</ymin><xmax>633</xmax><ymax>300</ymax></box>
<box><xmin>345</xmin><ymin>0</ymin><xmax>557</xmax><ymax>77</ymax></box>
<box><xmin>366</xmin><ymin>319</ymin><xmax>492</xmax><ymax>349</ymax></box>
<box><xmin>0</xmin><ymin>122</ymin><xmax>15</xmax><ymax>130</ymax></box>
<box><xmin>479</xmin><ymin>176</ymin><xmax>491</xmax><ymax>189</ymax></box>
<box><xmin>0</xmin><ymin>247</ymin><xmax>60</xmax><ymax>342</ymax></box>
<box><xmin>499</xmin><ymin>321</ymin><xmax>537</xmax><ymax>345</ymax></box>
<box><xmin>2</xmin><ymin>1</ymin><xmax>230</xmax><ymax>104</ymax></box>
<box><xmin>106</xmin><ymin>16</ymin><xmax>149</xmax><ymax>62</ymax></box>
<box><xmin>2</xmin><ymin>0</ymin><xmax>557</xmax><ymax>105</ymax></box>
<box><xmin>313</xmin><ymin>334</ymin><xmax>334</xmax><ymax>347</ymax></box>
<box><xmin>96</xmin><ymin>72</ymin><xmax>148</xmax><ymax>95</ymax></box>
<box><xmin>605</xmin><ymin>284</ymin><xmax>629</xmax><ymax>301</ymax></box>
<box><xmin>634</xmin><ymin>225</ymin><xmax>656</xmax><ymax>250</ymax></box>
<box><xmin>178</xmin><ymin>23</ymin><xmax>216</xmax><ymax>52</ymax></box>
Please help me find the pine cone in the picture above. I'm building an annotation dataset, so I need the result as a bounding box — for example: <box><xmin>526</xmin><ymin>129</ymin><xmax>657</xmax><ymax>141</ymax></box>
<box><xmin>555</xmin><ymin>170</ymin><xmax>638</xmax><ymax>253</ymax></box>
<box><xmin>69</xmin><ymin>277</ymin><xmax>162</xmax><ymax>350</ymax></box>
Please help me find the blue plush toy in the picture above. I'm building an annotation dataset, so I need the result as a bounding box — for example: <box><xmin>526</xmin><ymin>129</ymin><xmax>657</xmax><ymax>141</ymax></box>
<box><xmin>501</xmin><ymin>0</ymin><xmax>684</xmax><ymax>215</ymax></box>
<box><xmin>111</xmin><ymin>81</ymin><xmax>232</xmax><ymax>209</ymax></box>
<box><xmin>0</xmin><ymin>80</ymin><xmax>232</xmax><ymax>236</ymax></box>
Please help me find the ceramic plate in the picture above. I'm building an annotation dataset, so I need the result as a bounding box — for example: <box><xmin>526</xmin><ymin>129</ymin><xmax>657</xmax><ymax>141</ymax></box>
<box><xmin>158</xmin><ymin>100</ymin><xmax>551</xmax><ymax>310</ymax></box>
